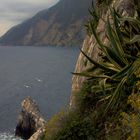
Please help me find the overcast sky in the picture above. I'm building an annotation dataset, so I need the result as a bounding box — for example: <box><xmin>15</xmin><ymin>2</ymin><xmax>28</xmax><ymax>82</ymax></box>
<box><xmin>0</xmin><ymin>0</ymin><xmax>59</xmax><ymax>36</ymax></box>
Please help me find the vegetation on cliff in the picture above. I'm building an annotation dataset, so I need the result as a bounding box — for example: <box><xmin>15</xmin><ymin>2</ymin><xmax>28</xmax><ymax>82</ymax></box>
<box><xmin>42</xmin><ymin>0</ymin><xmax>140</xmax><ymax>139</ymax></box>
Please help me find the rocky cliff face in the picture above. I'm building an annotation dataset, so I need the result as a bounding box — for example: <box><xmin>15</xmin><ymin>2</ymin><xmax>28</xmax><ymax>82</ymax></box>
<box><xmin>71</xmin><ymin>0</ymin><xmax>137</xmax><ymax>108</ymax></box>
<box><xmin>0</xmin><ymin>0</ymin><xmax>92</xmax><ymax>46</ymax></box>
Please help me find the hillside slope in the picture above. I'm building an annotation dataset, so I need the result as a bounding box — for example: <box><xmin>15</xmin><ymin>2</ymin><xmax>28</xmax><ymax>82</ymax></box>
<box><xmin>0</xmin><ymin>0</ymin><xmax>92</xmax><ymax>46</ymax></box>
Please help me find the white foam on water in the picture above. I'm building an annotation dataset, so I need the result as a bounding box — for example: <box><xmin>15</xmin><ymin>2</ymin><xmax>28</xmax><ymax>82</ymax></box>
<box><xmin>35</xmin><ymin>77</ymin><xmax>43</xmax><ymax>82</ymax></box>
<box><xmin>24</xmin><ymin>85</ymin><xmax>31</xmax><ymax>88</ymax></box>
<box><xmin>0</xmin><ymin>133</ymin><xmax>22</xmax><ymax>140</ymax></box>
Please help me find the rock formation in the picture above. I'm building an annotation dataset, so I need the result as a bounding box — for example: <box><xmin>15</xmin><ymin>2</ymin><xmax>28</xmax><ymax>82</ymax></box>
<box><xmin>15</xmin><ymin>97</ymin><xmax>46</xmax><ymax>140</ymax></box>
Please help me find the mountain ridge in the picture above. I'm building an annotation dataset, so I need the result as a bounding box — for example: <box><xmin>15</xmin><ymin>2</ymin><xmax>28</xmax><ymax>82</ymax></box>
<box><xmin>0</xmin><ymin>0</ymin><xmax>92</xmax><ymax>46</ymax></box>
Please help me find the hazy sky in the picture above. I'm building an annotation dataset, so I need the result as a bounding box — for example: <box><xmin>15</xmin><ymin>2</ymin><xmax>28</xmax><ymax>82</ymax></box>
<box><xmin>0</xmin><ymin>0</ymin><xmax>59</xmax><ymax>36</ymax></box>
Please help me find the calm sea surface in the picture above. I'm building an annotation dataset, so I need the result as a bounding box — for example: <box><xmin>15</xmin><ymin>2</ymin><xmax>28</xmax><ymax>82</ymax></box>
<box><xmin>0</xmin><ymin>46</ymin><xmax>79</xmax><ymax>136</ymax></box>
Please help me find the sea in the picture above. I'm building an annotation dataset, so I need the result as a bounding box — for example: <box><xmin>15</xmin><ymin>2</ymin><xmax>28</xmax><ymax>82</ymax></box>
<box><xmin>0</xmin><ymin>46</ymin><xmax>79</xmax><ymax>139</ymax></box>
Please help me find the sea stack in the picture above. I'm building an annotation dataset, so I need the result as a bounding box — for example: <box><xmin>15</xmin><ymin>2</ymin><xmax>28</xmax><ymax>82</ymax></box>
<box><xmin>15</xmin><ymin>97</ymin><xmax>46</xmax><ymax>140</ymax></box>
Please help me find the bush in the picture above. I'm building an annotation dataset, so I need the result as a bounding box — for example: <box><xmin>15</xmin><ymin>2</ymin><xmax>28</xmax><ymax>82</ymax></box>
<box><xmin>43</xmin><ymin>111</ymin><xmax>96</xmax><ymax>140</ymax></box>
<box><xmin>121</xmin><ymin>93</ymin><xmax>140</xmax><ymax>140</ymax></box>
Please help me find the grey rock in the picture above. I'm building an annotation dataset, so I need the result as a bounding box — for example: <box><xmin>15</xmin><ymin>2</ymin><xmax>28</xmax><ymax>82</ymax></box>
<box><xmin>15</xmin><ymin>97</ymin><xmax>46</xmax><ymax>140</ymax></box>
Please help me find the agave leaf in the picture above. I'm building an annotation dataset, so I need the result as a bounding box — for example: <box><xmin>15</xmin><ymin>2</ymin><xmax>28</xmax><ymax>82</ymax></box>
<box><xmin>84</xmin><ymin>65</ymin><xmax>99</xmax><ymax>72</ymax></box>
<box><xmin>89</xmin><ymin>22</ymin><xmax>106</xmax><ymax>49</ymax></box>
<box><xmin>113</xmin><ymin>31</ymin><xmax>129</xmax><ymax>66</ymax></box>
<box><xmin>92</xmin><ymin>84</ymin><xmax>115</xmax><ymax>94</ymax></box>
<box><xmin>103</xmin><ymin>46</ymin><xmax>124</xmax><ymax>69</ymax></box>
<box><xmin>113</xmin><ymin>8</ymin><xmax>122</xmax><ymax>18</ymax></box>
<box><xmin>112</xmin><ymin>14</ymin><xmax>129</xmax><ymax>64</ymax></box>
<box><xmin>123</xmin><ymin>28</ymin><xmax>131</xmax><ymax>39</ymax></box>
<box><xmin>106</xmin><ymin>18</ymin><xmax>127</xmax><ymax>65</ymax></box>
<box><xmin>88</xmin><ymin>9</ymin><xmax>94</xmax><ymax>17</ymax></box>
<box><xmin>98</xmin><ymin>95</ymin><xmax>112</xmax><ymax>102</ymax></box>
<box><xmin>101</xmin><ymin>62</ymin><xmax>120</xmax><ymax>72</ymax></box>
<box><xmin>72</xmin><ymin>72</ymin><xmax>110</xmax><ymax>79</ymax></box>
<box><xmin>127</xmin><ymin>57</ymin><xmax>140</xmax><ymax>78</ymax></box>
<box><xmin>127</xmin><ymin>35</ymin><xmax>140</xmax><ymax>44</ymax></box>
<box><xmin>113</xmin><ymin>9</ymin><xmax>123</xmax><ymax>43</ymax></box>
<box><xmin>91</xmin><ymin>85</ymin><xmax>102</xmax><ymax>92</ymax></box>
<box><xmin>129</xmin><ymin>23</ymin><xmax>140</xmax><ymax>34</ymax></box>
<box><xmin>124</xmin><ymin>54</ymin><xmax>137</xmax><ymax>61</ymax></box>
<box><xmin>99</xmin><ymin>78</ymin><xmax>107</xmax><ymax>91</ymax></box>
<box><xmin>81</xmin><ymin>49</ymin><xmax>120</xmax><ymax>72</ymax></box>
<box><xmin>112</xmin><ymin>64</ymin><xmax>132</xmax><ymax>79</ymax></box>
<box><xmin>90</xmin><ymin>22</ymin><xmax>122</xmax><ymax>69</ymax></box>
<box><xmin>106</xmin><ymin>18</ymin><xmax>119</xmax><ymax>53</ymax></box>
<box><xmin>72</xmin><ymin>72</ymin><xmax>92</xmax><ymax>77</ymax></box>
<box><xmin>122</xmin><ymin>31</ymin><xmax>131</xmax><ymax>40</ymax></box>
<box><xmin>104</xmin><ymin>77</ymin><xmax>127</xmax><ymax>115</ymax></box>
<box><xmin>119</xmin><ymin>17</ymin><xmax>140</xmax><ymax>25</ymax></box>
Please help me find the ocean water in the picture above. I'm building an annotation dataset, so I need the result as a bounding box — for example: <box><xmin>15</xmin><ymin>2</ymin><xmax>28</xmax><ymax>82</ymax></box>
<box><xmin>0</xmin><ymin>46</ymin><xmax>79</xmax><ymax>139</ymax></box>
<box><xmin>0</xmin><ymin>133</ymin><xmax>22</xmax><ymax>140</ymax></box>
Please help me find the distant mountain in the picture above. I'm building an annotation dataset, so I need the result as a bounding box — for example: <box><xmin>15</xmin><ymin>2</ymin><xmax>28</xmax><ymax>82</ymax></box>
<box><xmin>0</xmin><ymin>0</ymin><xmax>92</xmax><ymax>46</ymax></box>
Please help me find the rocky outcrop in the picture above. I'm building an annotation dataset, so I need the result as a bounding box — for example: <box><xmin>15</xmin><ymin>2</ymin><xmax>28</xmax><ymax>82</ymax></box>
<box><xmin>71</xmin><ymin>0</ymin><xmax>137</xmax><ymax>108</ymax></box>
<box><xmin>15</xmin><ymin>97</ymin><xmax>46</xmax><ymax>140</ymax></box>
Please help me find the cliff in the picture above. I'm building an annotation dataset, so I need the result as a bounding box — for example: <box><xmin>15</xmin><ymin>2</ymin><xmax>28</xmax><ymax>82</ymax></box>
<box><xmin>71</xmin><ymin>0</ymin><xmax>137</xmax><ymax>108</ymax></box>
<box><xmin>0</xmin><ymin>0</ymin><xmax>92</xmax><ymax>46</ymax></box>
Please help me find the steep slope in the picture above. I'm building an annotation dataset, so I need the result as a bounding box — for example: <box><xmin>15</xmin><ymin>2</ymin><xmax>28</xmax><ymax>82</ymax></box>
<box><xmin>71</xmin><ymin>0</ymin><xmax>136</xmax><ymax>107</ymax></box>
<box><xmin>0</xmin><ymin>0</ymin><xmax>92</xmax><ymax>46</ymax></box>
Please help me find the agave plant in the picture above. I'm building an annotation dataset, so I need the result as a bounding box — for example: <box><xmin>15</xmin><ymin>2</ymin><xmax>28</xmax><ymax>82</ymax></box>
<box><xmin>85</xmin><ymin>0</ymin><xmax>99</xmax><ymax>35</ymax></box>
<box><xmin>73</xmin><ymin>8</ymin><xmax>140</xmax><ymax>115</ymax></box>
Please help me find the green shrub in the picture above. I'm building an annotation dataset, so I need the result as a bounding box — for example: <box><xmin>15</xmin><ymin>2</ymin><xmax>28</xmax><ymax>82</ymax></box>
<box><xmin>120</xmin><ymin>93</ymin><xmax>140</xmax><ymax>140</ymax></box>
<box><xmin>44</xmin><ymin>111</ymin><xmax>96</xmax><ymax>140</ymax></box>
<box><xmin>73</xmin><ymin>81</ymin><xmax>98</xmax><ymax>114</ymax></box>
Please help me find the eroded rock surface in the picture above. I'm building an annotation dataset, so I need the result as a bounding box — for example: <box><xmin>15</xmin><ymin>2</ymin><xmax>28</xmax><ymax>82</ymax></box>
<box><xmin>15</xmin><ymin>97</ymin><xmax>46</xmax><ymax>140</ymax></box>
